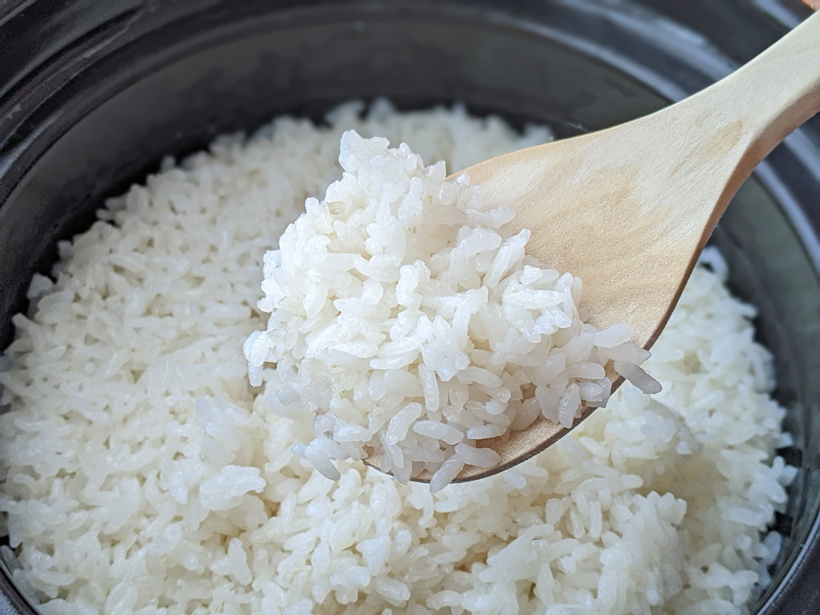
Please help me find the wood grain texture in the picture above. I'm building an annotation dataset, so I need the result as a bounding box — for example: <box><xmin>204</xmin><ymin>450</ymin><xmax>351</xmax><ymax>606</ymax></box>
<box><xmin>369</xmin><ymin>11</ymin><xmax>820</xmax><ymax>483</ymax></box>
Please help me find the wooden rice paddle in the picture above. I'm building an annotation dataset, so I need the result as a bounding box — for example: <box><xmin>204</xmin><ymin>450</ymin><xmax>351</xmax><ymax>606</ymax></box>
<box><xmin>369</xmin><ymin>10</ymin><xmax>820</xmax><ymax>483</ymax></box>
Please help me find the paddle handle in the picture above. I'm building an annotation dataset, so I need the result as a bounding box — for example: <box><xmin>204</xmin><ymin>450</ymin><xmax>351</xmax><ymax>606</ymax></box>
<box><xmin>693</xmin><ymin>10</ymin><xmax>820</xmax><ymax>171</ymax></box>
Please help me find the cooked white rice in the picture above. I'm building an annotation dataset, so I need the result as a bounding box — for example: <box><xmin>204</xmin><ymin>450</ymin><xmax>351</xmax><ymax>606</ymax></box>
<box><xmin>0</xmin><ymin>101</ymin><xmax>795</xmax><ymax>615</ymax></box>
<box><xmin>244</xmin><ymin>130</ymin><xmax>658</xmax><ymax>490</ymax></box>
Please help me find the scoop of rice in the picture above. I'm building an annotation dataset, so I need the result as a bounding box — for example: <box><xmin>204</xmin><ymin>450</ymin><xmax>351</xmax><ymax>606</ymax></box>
<box><xmin>245</xmin><ymin>131</ymin><xmax>659</xmax><ymax>489</ymax></box>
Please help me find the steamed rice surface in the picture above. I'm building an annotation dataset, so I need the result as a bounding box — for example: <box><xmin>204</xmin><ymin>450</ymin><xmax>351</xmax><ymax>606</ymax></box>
<box><xmin>0</xmin><ymin>102</ymin><xmax>794</xmax><ymax>615</ymax></box>
<box><xmin>245</xmin><ymin>130</ymin><xmax>657</xmax><ymax>490</ymax></box>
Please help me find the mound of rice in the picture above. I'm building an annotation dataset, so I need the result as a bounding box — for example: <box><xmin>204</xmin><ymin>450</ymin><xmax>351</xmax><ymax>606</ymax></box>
<box><xmin>244</xmin><ymin>130</ymin><xmax>659</xmax><ymax>490</ymax></box>
<box><xmin>0</xmin><ymin>101</ymin><xmax>794</xmax><ymax>615</ymax></box>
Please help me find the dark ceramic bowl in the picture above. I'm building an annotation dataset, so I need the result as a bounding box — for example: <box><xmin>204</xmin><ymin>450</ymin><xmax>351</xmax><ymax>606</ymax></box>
<box><xmin>1</xmin><ymin>1</ymin><xmax>818</xmax><ymax>613</ymax></box>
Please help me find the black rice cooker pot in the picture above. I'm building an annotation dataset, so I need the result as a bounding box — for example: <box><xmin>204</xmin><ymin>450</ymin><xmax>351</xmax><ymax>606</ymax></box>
<box><xmin>0</xmin><ymin>1</ymin><xmax>818</xmax><ymax>613</ymax></box>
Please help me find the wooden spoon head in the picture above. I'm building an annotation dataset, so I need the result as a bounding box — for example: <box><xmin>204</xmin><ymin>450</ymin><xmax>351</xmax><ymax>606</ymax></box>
<box><xmin>364</xmin><ymin>111</ymin><xmax>738</xmax><ymax>484</ymax></box>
